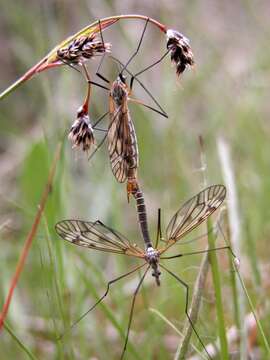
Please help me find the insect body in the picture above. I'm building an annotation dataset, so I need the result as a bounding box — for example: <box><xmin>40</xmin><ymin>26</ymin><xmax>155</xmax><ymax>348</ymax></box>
<box><xmin>56</xmin><ymin>185</ymin><xmax>235</xmax><ymax>359</ymax></box>
<box><xmin>108</xmin><ymin>74</ymin><xmax>139</xmax><ymax>200</ymax></box>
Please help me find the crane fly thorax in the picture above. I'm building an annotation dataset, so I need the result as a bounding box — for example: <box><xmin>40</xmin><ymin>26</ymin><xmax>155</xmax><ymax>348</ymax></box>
<box><xmin>145</xmin><ymin>247</ymin><xmax>161</xmax><ymax>286</ymax></box>
<box><xmin>111</xmin><ymin>78</ymin><xmax>129</xmax><ymax>107</ymax></box>
<box><xmin>145</xmin><ymin>247</ymin><xmax>159</xmax><ymax>262</ymax></box>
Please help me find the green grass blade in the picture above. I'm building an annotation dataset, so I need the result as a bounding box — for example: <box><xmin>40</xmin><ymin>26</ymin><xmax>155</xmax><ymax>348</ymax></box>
<box><xmin>4</xmin><ymin>322</ymin><xmax>38</xmax><ymax>360</ymax></box>
<box><xmin>207</xmin><ymin>218</ymin><xmax>229</xmax><ymax>359</ymax></box>
<box><xmin>236</xmin><ymin>269</ymin><xmax>270</xmax><ymax>356</ymax></box>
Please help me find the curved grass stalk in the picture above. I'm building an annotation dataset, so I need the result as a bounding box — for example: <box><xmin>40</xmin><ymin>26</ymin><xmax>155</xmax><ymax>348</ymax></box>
<box><xmin>0</xmin><ymin>15</ymin><xmax>167</xmax><ymax>101</ymax></box>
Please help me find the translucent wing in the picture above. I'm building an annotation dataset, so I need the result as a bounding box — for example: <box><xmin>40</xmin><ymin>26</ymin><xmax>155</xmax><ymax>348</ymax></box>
<box><xmin>108</xmin><ymin>106</ymin><xmax>130</xmax><ymax>183</ymax></box>
<box><xmin>55</xmin><ymin>219</ymin><xmax>144</xmax><ymax>258</ymax></box>
<box><xmin>108</xmin><ymin>95</ymin><xmax>138</xmax><ymax>183</ymax></box>
<box><xmin>159</xmin><ymin>185</ymin><xmax>226</xmax><ymax>253</ymax></box>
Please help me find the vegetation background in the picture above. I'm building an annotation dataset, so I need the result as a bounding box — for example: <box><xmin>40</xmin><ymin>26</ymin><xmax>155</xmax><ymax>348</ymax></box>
<box><xmin>0</xmin><ymin>1</ymin><xmax>270</xmax><ymax>359</ymax></box>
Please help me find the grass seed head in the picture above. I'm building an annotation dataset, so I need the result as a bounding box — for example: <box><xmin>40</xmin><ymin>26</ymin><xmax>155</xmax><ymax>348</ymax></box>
<box><xmin>57</xmin><ymin>35</ymin><xmax>111</xmax><ymax>65</ymax></box>
<box><xmin>68</xmin><ymin>106</ymin><xmax>95</xmax><ymax>152</ymax></box>
<box><xmin>166</xmin><ymin>29</ymin><xmax>194</xmax><ymax>77</ymax></box>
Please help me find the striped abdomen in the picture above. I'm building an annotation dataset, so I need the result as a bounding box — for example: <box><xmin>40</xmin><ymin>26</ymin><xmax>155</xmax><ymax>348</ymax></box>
<box><xmin>132</xmin><ymin>187</ymin><xmax>152</xmax><ymax>248</ymax></box>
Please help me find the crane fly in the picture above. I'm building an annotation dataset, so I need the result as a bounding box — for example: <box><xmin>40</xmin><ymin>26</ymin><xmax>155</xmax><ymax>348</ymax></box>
<box><xmin>59</xmin><ymin>18</ymin><xmax>193</xmax><ymax>200</ymax></box>
<box><xmin>88</xmin><ymin>17</ymin><xmax>194</xmax><ymax>198</ymax></box>
<box><xmin>95</xmin><ymin>64</ymin><xmax>167</xmax><ymax>201</ymax></box>
<box><xmin>95</xmin><ymin>19</ymin><xmax>168</xmax><ymax>200</ymax></box>
<box><xmin>66</xmin><ymin>58</ymin><xmax>166</xmax><ymax>197</ymax></box>
<box><xmin>55</xmin><ymin>184</ymin><xmax>236</xmax><ymax>359</ymax></box>
<box><xmin>67</xmin><ymin>19</ymin><xmax>168</xmax><ymax>200</ymax></box>
<box><xmin>107</xmin><ymin>73</ymin><xmax>139</xmax><ymax>200</ymax></box>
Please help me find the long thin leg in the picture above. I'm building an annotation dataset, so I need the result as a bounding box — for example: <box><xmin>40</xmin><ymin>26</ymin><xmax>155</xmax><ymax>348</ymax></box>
<box><xmin>128</xmin><ymin>97</ymin><xmax>167</xmax><ymax>118</ymax></box>
<box><xmin>58</xmin><ymin>263</ymin><xmax>146</xmax><ymax>340</ymax></box>
<box><xmin>82</xmin><ymin>60</ymin><xmax>110</xmax><ymax>91</ymax></box>
<box><xmin>120</xmin><ymin>18</ymin><xmax>150</xmax><ymax>77</ymax></box>
<box><xmin>160</xmin><ymin>246</ymin><xmax>237</xmax><ymax>260</ymax></box>
<box><xmin>95</xmin><ymin>20</ymin><xmax>110</xmax><ymax>84</ymax></box>
<box><xmin>128</xmin><ymin>96</ymin><xmax>167</xmax><ymax>118</ymax></box>
<box><xmin>84</xmin><ymin>111</ymin><xmax>109</xmax><ymax>161</ymax></box>
<box><xmin>111</xmin><ymin>56</ymin><xmax>168</xmax><ymax>118</ymax></box>
<box><xmin>130</xmin><ymin>49</ymin><xmax>170</xmax><ymax>90</ymax></box>
<box><xmin>87</xmin><ymin>80</ymin><xmax>110</xmax><ymax>91</ymax></box>
<box><xmin>92</xmin><ymin>110</ymin><xmax>109</xmax><ymax>128</ymax></box>
<box><xmin>94</xmin><ymin>127</ymin><xmax>107</xmax><ymax>132</ymax></box>
<box><xmin>88</xmin><ymin>105</ymin><xmax>122</xmax><ymax>162</ymax></box>
<box><xmin>59</xmin><ymin>58</ymin><xmax>109</xmax><ymax>94</ymax></box>
<box><xmin>155</xmin><ymin>208</ymin><xmax>162</xmax><ymax>248</ymax></box>
<box><xmin>173</xmin><ymin>229</ymin><xmax>215</xmax><ymax>247</ymax></box>
<box><xmin>88</xmin><ymin>130</ymin><xmax>108</xmax><ymax>161</ymax></box>
<box><xmin>159</xmin><ymin>264</ymin><xmax>212</xmax><ymax>360</ymax></box>
<box><xmin>58</xmin><ymin>58</ymin><xmax>83</xmax><ymax>76</ymax></box>
<box><xmin>120</xmin><ymin>266</ymin><xmax>150</xmax><ymax>360</ymax></box>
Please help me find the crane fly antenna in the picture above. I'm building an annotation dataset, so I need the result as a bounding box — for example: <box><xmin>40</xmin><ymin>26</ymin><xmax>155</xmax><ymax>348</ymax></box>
<box><xmin>159</xmin><ymin>264</ymin><xmax>213</xmax><ymax>360</ymax></box>
<box><xmin>58</xmin><ymin>263</ymin><xmax>146</xmax><ymax>341</ymax></box>
<box><xmin>120</xmin><ymin>266</ymin><xmax>150</xmax><ymax>359</ymax></box>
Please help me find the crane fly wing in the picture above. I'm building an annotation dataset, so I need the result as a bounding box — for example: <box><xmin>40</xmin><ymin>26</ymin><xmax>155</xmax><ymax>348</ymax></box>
<box><xmin>159</xmin><ymin>185</ymin><xmax>226</xmax><ymax>253</ymax></box>
<box><xmin>107</xmin><ymin>78</ymin><xmax>139</xmax><ymax>185</ymax></box>
<box><xmin>108</xmin><ymin>105</ymin><xmax>129</xmax><ymax>183</ymax></box>
<box><xmin>55</xmin><ymin>219</ymin><xmax>144</xmax><ymax>257</ymax></box>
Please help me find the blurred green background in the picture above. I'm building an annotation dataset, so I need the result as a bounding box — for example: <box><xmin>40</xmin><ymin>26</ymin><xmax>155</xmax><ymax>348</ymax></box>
<box><xmin>1</xmin><ymin>1</ymin><xmax>270</xmax><ymax>359</ymax></box>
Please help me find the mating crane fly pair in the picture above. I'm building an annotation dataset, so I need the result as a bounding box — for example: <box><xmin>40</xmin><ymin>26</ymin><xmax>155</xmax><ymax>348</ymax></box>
<box><xmin>0</xmin><ymin>13</ymin><xmax>236</xmax><ymax>360</ymax></box>
<box><xmin>61</xmin><ymin>17</ymin><xmax>193</xmax><ymax>200</ymax></box>
<box><xmin>56</xmin><ymin>184</ymin><xmax>236</xmax><ymax>359</ymax></box>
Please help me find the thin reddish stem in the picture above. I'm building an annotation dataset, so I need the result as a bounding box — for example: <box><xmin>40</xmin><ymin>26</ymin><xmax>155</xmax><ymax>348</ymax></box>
<box><xmin>0</xmin><ymin>142</ymin><xmax>63</xmax><ymax>331</ymax></box>
<box><xmin>81</xmin><ymin>64</ymin><xmax>92</xmax><ymax>113</ymax></box>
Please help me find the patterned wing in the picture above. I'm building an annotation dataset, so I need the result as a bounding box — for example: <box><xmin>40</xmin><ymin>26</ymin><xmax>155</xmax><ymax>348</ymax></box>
<box><xmin>108</xmin><ymin>90</ymin><xmax>134</xmax><ymax>183</ymax></box>
<box><xmin>159</xmin><ymin>185</ymin><xmax>226</xmax><ymax>253</ymax></box>
<box><xmin>107</xmin><ymin>110</ymin><xmax>129</xmax><ymax>182</ymax></box>
<box><xmin>55</xmin><ymin>219</ymin><xmax>144</xmax><ymax>257</ymax></box>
